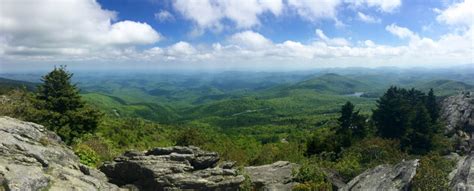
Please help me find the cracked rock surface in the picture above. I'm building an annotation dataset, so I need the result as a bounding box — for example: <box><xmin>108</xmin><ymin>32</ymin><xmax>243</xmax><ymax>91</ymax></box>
<box><xmin>100</xmin><ymin>146</ymin><xmax>245</xmax><ymax>191</ymax></box>
<box><xmin>0</xmin><ymin>116</ymin><xmax>121</xmax><ymax>191</ymax></box>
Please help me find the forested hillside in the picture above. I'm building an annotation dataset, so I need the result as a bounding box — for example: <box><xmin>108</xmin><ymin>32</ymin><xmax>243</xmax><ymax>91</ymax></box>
<box><xmin>1</xmin><ymin>68</ymin><xmax>473</xmax><ymax>190</ymax></box>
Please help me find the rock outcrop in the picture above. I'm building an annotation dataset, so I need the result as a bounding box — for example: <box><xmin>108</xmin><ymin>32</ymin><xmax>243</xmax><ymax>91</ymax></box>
<box><xmin>244</xmin><ymin>161</ymin><xmax>299</xmax><ymax>190</ymax></box>
<box><xmin>342</xmin><ymin>160</ymin><xmax>419</xmax><ymax>191</ymax></box>
<box><xmin>0</xmin><ymin>116</ymin><xmax>120</xmax><ymax>191</ymax></box>
<box><xmin>441</xmin><ymin>92</ymin><xmax>474</xmax><ymax>153</ymax></box>
<box><xmin>99</xmin><ymin>146</ymin><xmax>245</xmax><ymax>190</ymax></box>
<box><xmin>449</xmin><ymin>153</ymin><xmax>474</xmax><ymax>190</ymax></box>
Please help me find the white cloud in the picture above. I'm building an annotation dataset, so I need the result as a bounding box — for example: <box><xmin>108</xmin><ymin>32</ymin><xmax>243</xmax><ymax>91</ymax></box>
<box><xmin>167</xmin><ymin>41</ymin><xmax>197</xmax><ymax>55</ymax></box>
<box><xmin>229</xmin><ymin>30</ymin><xmax>273</xmax><ymax>49</ymax></box>
<box><xmin>436</xmin><ymin>0</ymin><xmax>473</xmax><ymax>27</ymax></box>
<box><xmin>315</xmin><ymin>29</ymin><xmax>351</xmax><ymax>46</ymax></box>
<box><xmin>345</xmin><ymin>0</ymin><xmax>402</xmax><ymax>13</ymax></box>
<box><xmin>385</xmin><ymin>24</ymin><xmax>418</xmax><ymax>40</ymax></box>
<box><xmin>105</xmin><ymin>21</ymin><xmax>161</xmax><ymax>45</ymax></box>
<box><xmin>155</xmin><ymin>10</ymin><xmax>175</xmax><ymax>22</ymax></box>
<box><xmin>357</xmin><ymin>12</ymin><xmax>381</xmax><ymax>23</ymax></box>
<box><xmin>0</xmin><ymin>0</ymin><xmax>161</xmax><ymax>58</ymax></box>
<box><xmin>172</xmin><ymin>0</ymin><xmax>284</xmax><ymax>31</ymax></box>
<box><xmin>288</xmin><ymin>0</ymin><xmax>342</xmax><ymax>21</ymax></box>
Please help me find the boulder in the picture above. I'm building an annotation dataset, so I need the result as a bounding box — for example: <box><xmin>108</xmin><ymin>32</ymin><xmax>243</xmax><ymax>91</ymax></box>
<box><xmin>243</xmin><ymin>161</ymin><xmax>299</xmax><ymax>190</ymax></box>
<box><xmin>0</xmin><ymin>116</ymin><xmax>120</xmax><ymax>191</ymax></box>
<box><xmin>441</xmin><ymin>92</ymin><xmax>474</xmax><ymax>153</ymax></box>
<box><xmin>341</xmin><ymin>160</ymin><xmax>419</xmax><ymax>191</ymax></box>
<box><xmin>100</xmin><ymin>146</ymin><xmax>245</xmax><ymax>191</ymax></box>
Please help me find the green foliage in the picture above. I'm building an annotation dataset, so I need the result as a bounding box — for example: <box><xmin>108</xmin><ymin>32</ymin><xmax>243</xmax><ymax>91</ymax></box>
<box><xmin>306</xmin><ymin>126</ymin><xmax>338</xmax><ymax>156</ymax></box>
<box><xmin>31</xmin><ymin>66</ymin><xmax>102</xmax><ymax>144</ymax></box>
<box><xmin>74</xmin><ymin>144</ymin><xmax>100</xmax><ymax>167</ymax></box>
<box><xmin>411</xmin><ymin>154</ymin><xmax>456</xmax><ymax>190</ymax></box>
<box><xmin>97</xmin><ymin>117</ymin><xmax>175</xmax><ymax>151</ymax></box>
<box><xmin>293</xmin><ymin>160</ymin><xmax>333</xmax><ymax>191</ymax></box>
<box><xmin>0</xmin><ymin>89</ymin><xmax>35</xmax><ymax>120</ymax></box>
<box><xmin>372</xmin><ymin>87</ymin><xmax>444</xmax><ymax>154</ymax></box>
<box><xmin>335</xmin><ymin>101</ymin><xmax>368</xmax><ymax>149</ymax></box>
<box><xmin>335</xmin><ymin>137</ymin><xmax>407</xmax><ymax>181</ymax></box>
<box><xmin>175</xmin><ymin>127</ymin><xmax>207</xmax><ymax>147</ymax></box>
<box><xmin>0</xmin><ymin>77</ymin><xmax>37</xmax><ymax>95</ymax></box>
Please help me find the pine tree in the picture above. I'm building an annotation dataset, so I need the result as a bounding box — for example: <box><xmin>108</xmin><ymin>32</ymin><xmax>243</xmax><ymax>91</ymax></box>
<box><xmin>33</xmin><ymin>66</ymin><xmax>101</xmax><ymax>144</ymax></box>
<box><xmin>336</xmin><ymin>101</ymin><xmax>367</xmax><ymax>149</ymax></box>
<box><xmin>426</xmin><ymin>89</ymin><xmax>439</xmax><ymax>123</ymax></box>
<box><xmin>403</xmin><ymin>104</ymin><xmax>433</xmax><ymax>154</ymax></box>
<box><xmin>372</xmin><ymin>86</ymin><xmax>408</xmax><ymax>139</ymax></box>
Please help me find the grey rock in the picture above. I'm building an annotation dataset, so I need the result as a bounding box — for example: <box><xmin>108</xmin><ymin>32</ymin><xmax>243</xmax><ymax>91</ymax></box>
<box><xmin>244</xmin><ymin>161</ymin><xmax>299</xmax><ymax>191</ymax></box>
<box><xmin>341</xmin><ymin>160</ymin><xmax>419</xmax><ymax>191</ymax></box>
<box><xmin>449</xmin><ymin>153</ymin><xmax>474</xmax><ymax>191</ymax></box>
<box><xmin>441</xmin><ymin>92</ymin><xmax>474</xmax><ymax>153</ymax></box>
<box><xmin>100</xmin><ymin>146</ymin><xmax>245</xmax><ymax>191</ymax></box>
<box><xmin>0</xmin><ymin>116</ymin><xmax>121</xmax><ymax>191</ymax></box>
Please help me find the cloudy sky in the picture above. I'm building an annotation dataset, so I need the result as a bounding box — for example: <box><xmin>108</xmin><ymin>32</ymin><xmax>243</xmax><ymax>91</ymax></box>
<box><xmin>0</xmin><ymin>0</ymin><xmax>473</xmax><ymax>71</ymax></box>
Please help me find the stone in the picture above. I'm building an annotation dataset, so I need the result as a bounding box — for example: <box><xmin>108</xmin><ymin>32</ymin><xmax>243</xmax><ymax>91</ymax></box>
<box><xmin>100</xmin><ymin>146</ymin><xmax>245</xmax><ymax>191</ymax></box>
<box><xmin>449</xmin><ymin>153</ymin><xmax>474</xmax><ymax>191</ymax></box>
<box><xmin>0</xmin><ymin>116</ymin><xmax>121</xmax><ymax>191</ymax></box>
<box><xmin>341</xmin><ymin>160</ymin><xmax>419</xmax><ymax>191</ymax></box>
<box><xmin>244</xmin><ymin>161</ymin><xmax>299</xmax><ymax>191</ymax></box>
<box><xmin>441</xmin><ymin>92</ymin><xmax>474</xmax><ymax>153</ymax></box>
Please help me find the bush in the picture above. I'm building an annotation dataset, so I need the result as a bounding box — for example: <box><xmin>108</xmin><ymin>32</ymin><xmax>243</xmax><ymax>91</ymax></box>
<box><xmin>293</xmin><ymin>160</ymin><xmax>333</xmax><ymax>191</ymax></box>
<box><xmin>74</xmin><ymin>144</ymin><xmax>100</xmax><ymax>167</ymax></box>
<box><xmin>411</xmin><ymin>154</ymin><xmax>456</xmax><ymax>190</ymax></box>
<box><xmin>335</xmin><ymin>137</ymin><xmax>407</xmax><ymax>181</ymax></box>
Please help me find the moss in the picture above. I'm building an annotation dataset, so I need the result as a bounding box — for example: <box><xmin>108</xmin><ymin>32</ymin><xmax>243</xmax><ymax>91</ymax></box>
<box><xmin>38</xmin><ymin>137</ymin><xmax>50</xmax><ymax>146</ymax></box>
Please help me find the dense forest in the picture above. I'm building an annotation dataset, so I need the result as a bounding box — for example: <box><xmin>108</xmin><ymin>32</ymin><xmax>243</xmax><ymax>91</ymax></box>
<box><xmin>1</xmin><ymin>67</ymin><xmax>472</xmax><ymax>190</ymax></box>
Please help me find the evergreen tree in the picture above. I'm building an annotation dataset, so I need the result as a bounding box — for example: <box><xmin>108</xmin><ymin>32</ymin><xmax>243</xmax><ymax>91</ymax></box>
<box><xmin>426</xmin><ymin>88</ymin><xmax>439</xmax><ymax>123</ymax></box>
<box><xmin>339</xmin><ymin>101</ymin><xmax>355</xmax><ymax>130</ymax></box>
<box><xmin>402</xmin><ymin>104</ymin><xmax>434</xmax><ymax>154</ymax></box>
<box><xmin>373</xmin><ymin>86</ymin><xmax>442</xmax><ymax>154</ymax></box>
<box><xmin>335</xmin><ymin>101</ymin><xmax>367</xmax><ymax>149</ymax></box>
<box><xmin>33</xmin><ymin>66</ymin><xmax>101</xmax><ymax>144</ymax></box>
<box><xmin>372</xmin><ymin>86</ymin><xmax>409</xmax><ymax>139</ymax></box>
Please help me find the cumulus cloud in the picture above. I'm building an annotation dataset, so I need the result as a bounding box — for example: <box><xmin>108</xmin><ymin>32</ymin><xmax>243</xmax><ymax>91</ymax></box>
<box><xmin>229</xmin><ymin>30</ymin><xmax>273</xmax><ymax>49</ymax></box>
<box><xmin>0</xmin><ymin>0</ymin><xmax>161</xmax><ymax>58</ymax></box>
<box><xmin>357</xmin><ymin>12</ymin><xmax>381</xmax><ymax>23</ymax></box>
<box><xmin>436</xmin><ymin>0</ymin><xmax>473</xmax><ymax>27</ymax></box>
<box><xmin>172</xmin><ymin>0</ymin><xmax>284</xmax><ymax>31</ymax></box>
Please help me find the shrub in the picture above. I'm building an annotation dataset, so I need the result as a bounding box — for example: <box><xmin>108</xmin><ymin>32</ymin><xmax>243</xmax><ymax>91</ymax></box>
<box><xmin>335</xmin><ymin>137</ymin><xmax>407</xmax><ymax>181</ymax></box>
<box><xmin>74</xmin><ymin>144</ymin><xmax>100</xmax><ymax>167</ymax></box>
<box><xmin>411</xmin><ymin>154</ymin><xmax>456</xmax><ymax>190</ymax></box>
<box><xmin>293</xmin><ymin>160</ymin><xmax>333</xmax><ymax>191</ymax></box>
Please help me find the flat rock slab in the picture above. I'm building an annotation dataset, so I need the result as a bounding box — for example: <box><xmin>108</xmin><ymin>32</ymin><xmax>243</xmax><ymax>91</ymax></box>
<box><xmin>244</xmin><ymin>161</ymin><xmax>299</xmax><ymax>191</ymax></box>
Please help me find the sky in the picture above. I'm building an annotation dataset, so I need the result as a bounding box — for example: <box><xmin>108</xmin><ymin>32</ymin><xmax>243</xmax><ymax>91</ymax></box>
<box><xmin>0</xmin><ymin>0</ymin><xmax>473</xmax><ymax>72</ymax></box>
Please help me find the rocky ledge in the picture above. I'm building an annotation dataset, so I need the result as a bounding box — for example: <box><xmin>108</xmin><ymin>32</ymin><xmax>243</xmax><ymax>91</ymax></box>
<box><xmin>0</xmin><ymin>116</ymin><xmax>120</xmax><ymax>191</ymax></box>
<box><xmin>342</xmin><ymin>160</ymin><xmax>419</xmax><ymax>191</ymax></box>
<box><xmin>99</xmin><ymin>146</ymin><xmax>245</xmax><ymax>190</ymax></box>
<box><xmin>441</xmin><ymin>92</ymin><xmax>474</xmax><ymax>153</ymax></box>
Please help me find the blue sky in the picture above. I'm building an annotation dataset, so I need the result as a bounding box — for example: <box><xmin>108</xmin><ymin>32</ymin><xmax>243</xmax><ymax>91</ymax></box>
<box><xmin>0</xmin><ymin>0</ymin><xmax>472</xmax><ymax>71</ymax></box>
<box><xmin>98</xmin><ymin>0</ymin><xmax>446</xmax><ymax>46</ymax></box>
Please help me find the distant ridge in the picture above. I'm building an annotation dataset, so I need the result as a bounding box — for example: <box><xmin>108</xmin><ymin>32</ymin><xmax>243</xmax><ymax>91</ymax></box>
<box><xmin>0</xmin><ymin>77</ymin><xmax>37</xmax><ymax>94</ymax></box>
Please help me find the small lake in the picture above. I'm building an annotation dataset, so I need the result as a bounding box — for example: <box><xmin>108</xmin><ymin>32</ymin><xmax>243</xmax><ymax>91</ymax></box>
<box><xmin>345</xmin><ymin>92</ymin><xmax>364</xmax><ymax>97</ymax></box>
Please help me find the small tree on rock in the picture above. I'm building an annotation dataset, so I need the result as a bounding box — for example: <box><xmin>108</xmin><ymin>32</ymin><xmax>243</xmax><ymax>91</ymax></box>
<box><xmin>33</xmin><ymin>66</ymin><xmax>101</xmax><ymax>144</ymax></box>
